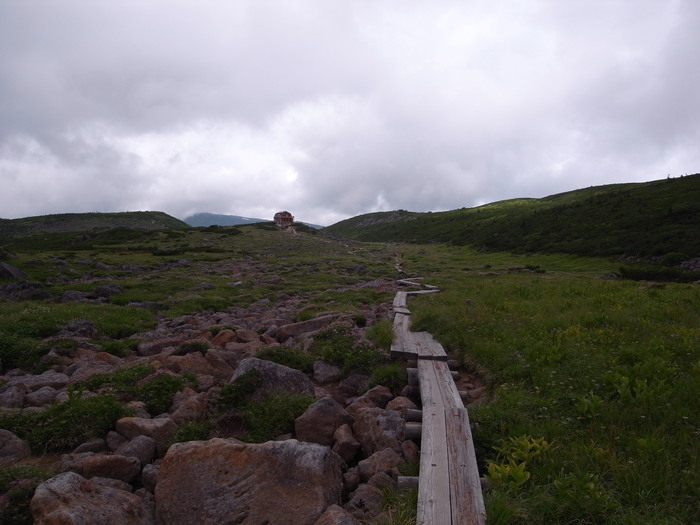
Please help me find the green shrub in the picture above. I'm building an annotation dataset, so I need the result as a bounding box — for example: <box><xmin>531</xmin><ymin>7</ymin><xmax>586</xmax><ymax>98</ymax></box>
<box><xmin>172</xmin><ymin>341</ymin><xmax>210</xmax><ymax>356</ymax></box>
<box><xmin>214</xmin><ymin>370</ymin><xmax>262</xmax><ymax>413</ymax></box>
<box><xmin>242</xmin><ymin>392</ymin><xmax>313</xmax><ymax>443</ymax></box>
<box><xmin>170</xmin><ymin>421</ymin><xmax>215</xmax><ymax>444</ymax></box>
<box><xmin>138</xmin><ymin>374</ymin><xmax>185</xmax><ymax>415</ymax></box>
<box><xmin>366</xmin><ymin>319</ymin><xmax>394</xmax><ymax>350</ymax></box>
<box><xmin>0</xmin><ymin>394</ymin><xmax>128</xmax><ymax>453</ymax></box>
<box><xmin>0</xmin><ymin>465</ymin><xmax>50</xmax><ymax>525</ymax></box>
<box><xmin>78</xmin><ymin>365</ymin><xmax>154</xmax><ymax>394</ymax></box>
<box><xmin>256</xmin><ymin>347</ymin><xmax>315</xmax><ymax>373</ymax></box>
<box><xmin>313</xmin><ymin>324</ymin><xmax>384</xmax><ymax>373</ymax></box>
<box><xmin>369</xmin><ymin>362</ymin><xmax>407</xmax><ymax>392</ymax></box>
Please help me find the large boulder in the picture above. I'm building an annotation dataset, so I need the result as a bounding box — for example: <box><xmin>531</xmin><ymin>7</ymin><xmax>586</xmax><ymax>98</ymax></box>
<box><xmin>155</xmin><ymin>438</ymin><xmax>343</xmax><ymax>525</ymax></box>
<box><xmin>295</xmin><ymin>397</ymin><xmax>353</xmax><ymax>447</ymax></box>
<box><xmin>313</xmin><ymin>504</ymin><xmax>363</xmax><ymax>525</ymax></box>
<box><xmin>30</xmin><ymin>472</ymin><xmax>154</xmax><ymax>525</ymax></box>
<box><xmin>0</xmin><ymin>262</ymin><xmax>27</xmax><ymax>279</ymax></box>
<box><xmin>230</xmin><ymin>357</ymin><xmax>314</xmax><ymax>401</ymax></box>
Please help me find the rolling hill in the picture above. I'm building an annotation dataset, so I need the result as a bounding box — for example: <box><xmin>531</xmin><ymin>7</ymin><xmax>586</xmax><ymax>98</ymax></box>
<box><xmin>324</xmin><ymin>174</ymin><xmax>700</xmax><ymax>258</ymax></box>
<box><xmin>0</xmin><ymin>212</ymin><xmax>188</xmax><ymax>239</ymax></box>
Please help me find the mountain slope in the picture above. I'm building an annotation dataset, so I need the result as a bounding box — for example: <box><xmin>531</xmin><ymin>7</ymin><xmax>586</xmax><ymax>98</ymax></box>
<box><xmin>324</xmin><ymin>175</ymin><xmax>700</xmax><ymax>257</ymax></box>
<box><xmin>0</xmin><ymin>211</ymin><xmax>188</xmax><ymax>239</ymax></box>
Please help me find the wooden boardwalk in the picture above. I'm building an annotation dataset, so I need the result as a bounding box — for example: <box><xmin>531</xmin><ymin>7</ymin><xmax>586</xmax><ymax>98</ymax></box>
<box><xmin>392</xmin><ymin>283</ymin><xmax>486</xmax><ymax>525</ymax></box>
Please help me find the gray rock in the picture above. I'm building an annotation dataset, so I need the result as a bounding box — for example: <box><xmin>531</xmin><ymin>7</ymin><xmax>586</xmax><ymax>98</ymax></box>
<box><xmin>57</xmin><ymin>318</ymin><xmax>98</xmax><ymax>338</ymax></box>
<box><xmin>344</xmin><ymin>484</ymin><xmax>384</xmax><ymax>522</ymax></box>
<box><xmin>116</xmin><ymin>417</ymin><xmax>178</xmax><ymax>455</ymax></box>
<box><xmin>0</xmin><ymin>262</ymin><xmax>27</xmax><ymax>279</ymax></box>
<box><xmin>0</xmin><ymin>429</ymin><xmax>31</xmax><ymax>465</ymax></box>
<box><xmin>141</xmin><ymin>463</ymin><xmax>158</xmax><ymax>494</ymax></box>
<box><xmin>60</xmin><ymin>452</ymin><xmax>142</xmax><ymax>483</ymax></box>
<box><xmin>117</xmin><ymin>436</ymin><xmax>156</xmax><ymax>467</ymax></box>
<box><xmin>25</xmin><ymin>385</ymin><xmax>57</xmax><ymax>406</ymax></box>
<box><xmin>313</xmin><ymin>504</ymin><xmax>363</xmax><ymax>525</ymax></box>
<box><xmin>313</xmin><ymin>360</ymin><xmax>343</xmax><ymax>384</ymax></box>
<box><xmin>273</xmin><ymin>314</ymin><xmax>342</xmax><ymax>342</ymax></box>
<box><xmin>72</xmin><ymin>438</ymin><xmax>107</xmax><ymax>454</ymax></box>
<box><xmin>9</xmin><ymin>370</ymin><xmax>70</xmax><ymax>392</ymax></box>
<box><xmin>30</xmin><ymin>472</ymin><xmax>154</xmax><ymax>525</ymax></box>
<box><xmin>295</xmin><ymin>397</ymin><xmax>354</xmax><ymax>447</ymax></box>
<box><xmin>339</xmin><ymin>374</ymin><xmax>370</xmax><ymax>397</ymax></box>
<box><xmin>231</xmin><ymin>357</ymin><xmax>315</xmax><ymax>401</ymax></box>
<box><xmin>332</xmin><ymin>424</ymin><xmax>361</xmax><ymax>464</ymax></box>
<box><xmin>357</xmin><ymin>448</ymin><xmax>403</xmax><ymax>481</ymax></box>
<box><xmin>0</xmin><ymin>384</ymin><xmax>26</xmax><ymax>407</ymax></box>
<box><xmin>352</xmin><ymin>408</ymin><xmax>405</xmax><ymax>456</ymax></box>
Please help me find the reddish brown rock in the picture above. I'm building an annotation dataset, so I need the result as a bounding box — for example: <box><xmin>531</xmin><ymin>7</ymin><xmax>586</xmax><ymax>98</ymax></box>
<box><xmin>31</xmin><ymin>472</ymin><xmax>154</xmax><ymax>525</ymax></box>
<box><xmin>155</xmin><ymin>438</ymin><xmax>343</xmax><ymax>525</ymax></box>
<box><xmin>357</xmin><ymin>448</ymin><xmax>403</xmax><ymax>481</ymax></box>
<box><xmin>0</xmin><ymin>429</ymin><xmax>30</xmax><ymax>465</ymax></box>
<box><xmin>313</xmin><ymin>504</ymin><xmax>363</xmax><ymax>525</ymax></box>
<box><xmin>332</xmin><ymin>424</ymin><xmax>361</xmax><ymax>464</ymax></box>
<box><xmin>60</xmin><ymin>452</ymin><xmax>142</xmax><ymax>483</ymax></box>
<box><xmin>352</xmin><ymin>408</ymin><xmax>405</xmax><ymax>456</ymax></box>
<box><xmin>295</xmin><ymin>397</ymin><xmax>353</xmax><ymax>447</ymax></box>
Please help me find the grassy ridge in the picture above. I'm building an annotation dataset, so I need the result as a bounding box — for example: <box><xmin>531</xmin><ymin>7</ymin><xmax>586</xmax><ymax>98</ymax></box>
<box><xmin>325</xmin><ymin>175</ymin><xmax>700</xmax><ymax>257</ymax></box>
<box><xmin>0</xmin><ymin>211</ymin><xmax>188</xmax><ymax>239</ymax></box>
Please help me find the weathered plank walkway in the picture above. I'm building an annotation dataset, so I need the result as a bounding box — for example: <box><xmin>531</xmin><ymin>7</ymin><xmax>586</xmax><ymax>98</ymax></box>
<box><xmin>392</xmin><ymin>283</ymin><xmax>486</xmax><ymax>525</ymax></box>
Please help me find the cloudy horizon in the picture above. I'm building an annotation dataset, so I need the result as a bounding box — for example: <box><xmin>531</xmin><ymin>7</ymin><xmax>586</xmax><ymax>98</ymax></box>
<box><xmin>1</xmin><ymin>1</ymin><xmax>698</xmax><ymax>226</ymax></box>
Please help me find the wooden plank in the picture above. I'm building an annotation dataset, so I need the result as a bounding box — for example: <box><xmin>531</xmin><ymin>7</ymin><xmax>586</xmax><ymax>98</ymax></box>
<box><xmin>445</xmin><ymin>408</ymin><xmax>486</xmax><ymax>524</ymax></box>
<box><xmin>392</xmin><ymin>307</ymin><xmax>411</xmax><ymax>315</ymax></box>
<box><xmin>393</xmin><ymin>291</ymin><xmax>408</xmax><ymax>307</ymax></box>
<box><xmin>417</xmin><ymin>408</ymin><xmax>451</xmax><ymax>525</ymax></box>
<box><xmin>406</xmin><ymin>289</ymin><xmax>441</xmax><ymax>295</ymax></box>
<box><xmin>412</xmin><ymin>331</ymin><xmax>448</xmax><ymax>361</ymax></box>
<box><xmin>390</xmin><ymin>313</ymin><xmax>415</xmax><ymax>359</ymax></box>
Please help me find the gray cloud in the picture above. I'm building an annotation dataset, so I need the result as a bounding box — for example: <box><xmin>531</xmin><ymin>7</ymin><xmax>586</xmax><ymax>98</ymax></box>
<box><xmin>1</xmin><ymin>1</ymin><xmax>698</xmax><ymax>226</ymax></box>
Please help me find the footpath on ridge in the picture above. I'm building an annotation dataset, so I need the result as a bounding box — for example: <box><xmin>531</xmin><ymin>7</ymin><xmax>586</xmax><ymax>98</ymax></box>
<box><xmin>390</xmin><ymin>277</ymin><xmax>486</xmax><ymax>525</ymax></box>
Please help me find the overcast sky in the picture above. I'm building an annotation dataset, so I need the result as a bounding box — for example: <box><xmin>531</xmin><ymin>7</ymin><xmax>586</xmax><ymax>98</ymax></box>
<box><xmin>1</xmin><ymin>1</ymin><xmax>698</xmax><ymax>226</ymax></box>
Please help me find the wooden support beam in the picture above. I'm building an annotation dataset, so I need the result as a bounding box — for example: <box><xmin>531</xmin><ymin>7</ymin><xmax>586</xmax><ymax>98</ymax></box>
<box><xmin>405</xmin><ymin>422</ymin><xmax>422</xmax><ymax>440</ymax></box>
<box><xmin>398</xmin><ymin>476</ymin><xmax>419</xmax><ymax>491</ymax></box>
<box><xmin>405</xmin><ymin>408</ymin><xmax>423</xmax><ymax>422</ymax></box>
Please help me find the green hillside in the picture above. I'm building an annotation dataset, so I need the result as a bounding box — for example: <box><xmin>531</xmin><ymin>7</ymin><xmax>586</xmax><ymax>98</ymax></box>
<box><xmin>325</xmin><ymin>175</ymin><xmax>700</xmax><ymax>257</ymax></box>
<box><xmin>0</xmin><ymin>211</ymin><xmax>188</xmax><ymax>239</ymax></box>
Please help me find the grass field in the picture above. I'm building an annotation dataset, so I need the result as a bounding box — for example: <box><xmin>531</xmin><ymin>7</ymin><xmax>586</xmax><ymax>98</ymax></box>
<box><xmin>398</xmin><ymin>244</ymin><xmax>699</xmax><ymax>524</ymax></box>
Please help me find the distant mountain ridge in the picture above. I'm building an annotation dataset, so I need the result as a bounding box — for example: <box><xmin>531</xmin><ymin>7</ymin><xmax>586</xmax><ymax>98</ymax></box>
<box><xmin>324</xmin><ymin>174</ymin><xmax>700</xmax><ymax>258</ymax></box>
<box><xmin>182</xmin><ymin>213</ymin><xmax>267</xmax><ymax>227</ymax></box>
<box><xmin>0</xmin><ymin>211</ymin><xmax>187</xmax><ymax>239</ymax></box>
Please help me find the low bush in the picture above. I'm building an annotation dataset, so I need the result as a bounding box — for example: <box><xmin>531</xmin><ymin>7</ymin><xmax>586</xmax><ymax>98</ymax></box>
<box><xmin>369</xmin><ymin>362</ymin><xmax>407</xmax><ymax>392</ymax></box>
<box><xmin>0</xmin><ymin>394</ymin><xmax>128</xmax><ymax>453</ymax></box>
<box><xmin>0</xmin><ymin>465</ymin><xmax>50</xmax><ymax>525</ymax></box>
<box><xmin>214</xmin><ymin>370</ymin><xmax>262</xmax><ymax>413</ymax></box>
<box><xmin>256</xmin><ymin>347</ymin><xmax>315</xmax><ymax>373</ymax></box>
<box><xmin>170</xmin><ymin>421</ymin><xmax>215</xmax><ymax>444</ymax></box>
<box><xmin>137</xmin><ymin>374</ymin><xmax>185</xmax><ymax>415</ymax></box>
<box><xmin>241</xmin><ymin>392</ymin><xmax>313</xmax><ymax>443</ymax></box>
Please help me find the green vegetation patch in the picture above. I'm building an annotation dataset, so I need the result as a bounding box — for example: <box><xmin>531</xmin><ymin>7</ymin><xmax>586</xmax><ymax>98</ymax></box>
<box><xmin>241</xmin><ymin>392</ymin><xmax>313</xmax><ymax>443</ymax></box>
<box><xmin>0</xmin><ymin>465</ymin><xmax>50</xmax><ymax>525</ymax></box>
<box><xmin>0</xmin><ymin>394</ymin><xmax>129</xmax><ymax>453</ymax></box>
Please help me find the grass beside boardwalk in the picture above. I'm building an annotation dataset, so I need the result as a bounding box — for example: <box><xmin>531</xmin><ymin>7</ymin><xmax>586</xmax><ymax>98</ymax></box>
<box><xmin>403</xmin><ymin>246</ymin><xmax>699</xmax><ymax>524</ymax></box>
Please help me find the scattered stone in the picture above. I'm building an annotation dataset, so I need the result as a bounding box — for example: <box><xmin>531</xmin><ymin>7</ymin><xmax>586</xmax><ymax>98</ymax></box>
<box><xmin>273</xmin><ymin>314</ymin><xmax>342</xmax><ymax>342</ymax></box>
<box><xmin>169</xmin><ymin>389</ymin><xmax>208</xmax><ymax>425</ymax></box>
<box><xmin>313</xmin><ymin>504</ymin><xmax>363</xmax><ymax>525</ymax></box>
<box><xmin>230</xmin><ymin>357</ymin><xmax>315</xmax><ymax>401</ymax></box>
<box><xmin>352</xmin><ymin>408</ymin><xmax>405</xmax><ymax>456</ymax></box>
<box><xmin>332</xmin><ymin>424</ymin><xmax>361</xmax><ymax>464</ymax></box>
<box><xmin>60</xmin><ymin>452</ymin><xmax>142</xmax><ymax>483</ymax></box>
<box><xmin>116</xmin><ymin>417</ymin><xmax>178</xmax><ymax>455</ymax></box>
<box><xmin>339</xmin><ymin>374</ymin><xmax>370</xmax><ymax>397</ymax></box>
<box><xmin>313</xmin><ymin>360</ymin><xmax>343</xmax><ymax>384</ymax></box>
<box><xmin>357</xmin><ymin>448</ymin><xmax>403</xmax><ymax>481</ymax></box>
<box><xmin>0</xmin><ymin>429</ymin><xmax>31</xmax><ymax>465</ymax></box>
<box><xmin>385</xmin><ymin>396</ymin><xmax>417</xmax><ymax>416</ymax></box>
<box><xmin>30</xmin><ymin>472</ymin><xmax>154</xmax><ymax>525</ymax></box>
<box><xmin>25</xmin><ymin>385</ymin><xmax>57</xmax><ymax>406</ymax></box>
<box><xmin>141</xmin><ymin>463</ymin><xmax>158</xmax><ymax>494</ymax></box>
<box><xmin>0</xmin><ymin>262</ymin><xmax>27</xmax><ymax>279</ymax></box>
<box><xmin>116</xmin><ymin>435</ymin><xmax>156</xmax><ymax>467</ymax></box>
<box><xmin>73</xmin><ymin>438</ymin><xmax>107</xmax><ymax>454</ymax></box>
<box><xmin>344</xmin><ymin>484</ymin><xmax>384</xmax><ymax>522</ymax></box>
<box><xmin>295</xmin><ymin>397</ymin><xmax>354</xmax><ymax>447</ymax></box>
<box><xmin>106</xmin><ymin>431</ymin><xmax>128</xmax><ymax>452</ymax></box>
<box><xmin>0</xmin><ymin>384</ymin><xmax>26</xmax><ymax>407</ymax></box>
<box><xmin>346</xmin><ymin>385</ymin><xmax>393</xmax><ymax>416</ymax></box>
<box><xmin>155</xmin><ymin>438</ymin><xmax>343</xmax><ymax>525</ymax></box>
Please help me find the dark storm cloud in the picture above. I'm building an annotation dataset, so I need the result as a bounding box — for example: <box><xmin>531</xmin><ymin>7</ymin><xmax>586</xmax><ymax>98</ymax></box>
<box><xmin>1</xmin><ymin>1</ymin><xmax>698</xmax><ymax>225</ymax></box>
